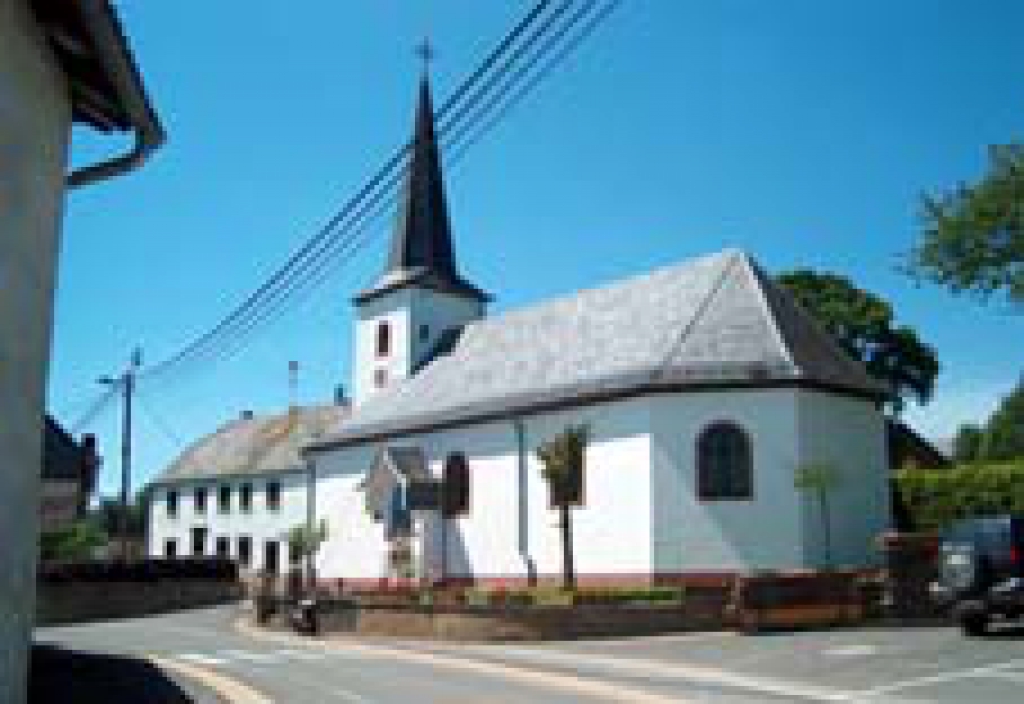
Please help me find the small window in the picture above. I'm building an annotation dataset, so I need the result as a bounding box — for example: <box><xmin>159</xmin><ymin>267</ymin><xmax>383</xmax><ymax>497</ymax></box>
<box><xmin>191</xmin><ymin>526</ymin><xmax>207</xmax><ymax>556</ymax></box>
<box><xmin>264</xmin><ymin>540</ymin><xmax>279</xmax><ymax>574</ymax></box>
<box><xmin>374</xmin><ymin>368</ymin><xmax>388</xmax><ymax>389</ymax></box>
<box><xmin>164</xmin><ymin>539</ymin><xmax>177</xmax><ymax>559</ymax></box>
<box><xmin>376</xmin><ymin>322</ymin><xmax>391</xmax><ymax>358</ymax></box>
<box><xmin>418</xmin><ymin>324</ymin><xmax>430</xmax><ymax>342</ymax></box>
<box><xmin>194</xmin><ymin>487</ymin><xmax>207</xmax><ymax>514</ymax></box>
<box><xmin>166</xmin><ymin>490</ymin><xmax>178</xmax><ymax>518</ymax></box>
<box><xmin>237</xmin><ymin>536</ymin><xmax>252</xmax><ymax>567</ymax></box>
<box><xmin>697</xmin><ymin>422</ymin><xmax>753</xmax><ymax>500</ymax></box>
<box><xmin>266</xmin><ymin>481</ymin><xmax>281</xmax><ymax>511</ymax></box>
<box><xmin>218</xmin><ymin>485</ymin><xmax>231</xmax><ymax>514</ymax></box>
<box><xmin>442</xmin><ymin>452</ymin><xmax>470</xmax><ymax>518</ymax></box>
<box><xmin>240</xmin><ymin>483</ymin><xmax>253</xmax><ymax>513</ymax></box>
<box><xmin>215</xmin><ymin>536</ymin><xmax>230</xmax><ymax>559</ymax></box>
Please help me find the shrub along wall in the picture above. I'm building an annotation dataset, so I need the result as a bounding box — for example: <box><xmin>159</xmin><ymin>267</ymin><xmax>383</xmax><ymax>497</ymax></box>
<box><xmin>894</xmin><ymin>460</ymin><xmax>1024</xmax><ymax>532</ymax></box>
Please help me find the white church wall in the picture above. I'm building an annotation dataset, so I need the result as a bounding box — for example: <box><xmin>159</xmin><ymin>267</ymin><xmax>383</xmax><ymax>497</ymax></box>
<box><xmin>148</xmin><ymin>472</ymin><xmax>309</xmax><ymax>573</ymax></box>
<box><xmin>795</xmin><ymin>390</ymin><xmax>889</xmax><ymax>568</ymax></box>
<box><xmin>648</xmin><ymin>389</ymin><xmax>805</xmax><ymax>574</ymax></box>
<box><xmin>312</xmin><ymin>396</ymin><xmax>653</xmax><ymax>585</ymax></box>
<box><xmin>408</xmin><ymin>290</ymin><xmax>484</xmax><ymax>369</ymax></box>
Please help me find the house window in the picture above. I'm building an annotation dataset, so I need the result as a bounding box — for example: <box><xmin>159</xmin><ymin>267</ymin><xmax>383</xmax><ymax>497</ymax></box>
<box><xmin>218</xmin><ymin>485</ymin><xmax>231</xmax><ymax>514</ymax></box>
<box><xmin>418</xmin><ymin>324</ymin><xmax>430</xmax><ymax>342</ymax></box>
<box><xmin>237</xmin><ymin>536</ymin><xmax>252</xmax><ymax>567</ymax></box>
<box><xmin>164</xmin><ymin>539</ymin><xmax>177</xmax><ymax>559</ymax></box>
<box><xmin>166</xmin><ymin>490</ymin><xmax>178</xmax><ymax>518</ymax></box>
<box><xmin>696</xmin><ymin>422</ymin><xmax>753</xmax><ymax>500</ymax></box>
<box><xmin>266</xmin><ymin>481</ymin><xmax>281</xmax><ymax>511</ymax></box>
<box><xmin>264</xmin><ymin>540</ymin><xmax>279</xmax><ymax>575</ymax></box>
<box><xmin>194</xmin><ymin>487</ymin><xmax>207</xmax><ymax>514</ymax></box>
<box><xmin>215</xmin><ymin>536</ymin><xmax>230</xmax><ymax>559</ymax></box>
<box><xmin>442</xmin><ymin>452</ymin><xmax>470</xmax><ymax>518</ymax></box>
<box><xmin>376</xmin><ymin>322</ymin><xmax>391</xmax><ymax>358</ymax></box>
<box><xmin>240</xmin><ymin>483</ymin><xmax>253</xmax><ymax>513</ymax></box>
<box><xmin>374</xmin><ymin>368</ymin><xmax>388</xmax><ymax>388</ymax></box>
<box><xmin>191</xmin><ymin>526</ymin><xmax>207</xmax><ymax>556</ymax></box>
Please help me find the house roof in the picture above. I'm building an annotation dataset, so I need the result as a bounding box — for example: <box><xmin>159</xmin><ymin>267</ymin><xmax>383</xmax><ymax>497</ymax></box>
<box><xmin>310</xmin><ymin>249</ymin><xmax>889</xmax><ymax>452</ymax></box>
<box><xmin>42</xmin><ymin>415</ymin><xmax>97</xmax><ymax>483</ymax></box>
<box><xmin>887</xmin><ymin>420</ymin><xmax>951</xmax><ymax>470</ymax></box>
<box><xmin>152</xmin><ymin>405</ymin><xmax>348</xmax><ymax>485</ymax></box>
<box><xmin>354</xmin><ymin>76</ymin><xmax>488</xmax><ymax>305</ymax></box>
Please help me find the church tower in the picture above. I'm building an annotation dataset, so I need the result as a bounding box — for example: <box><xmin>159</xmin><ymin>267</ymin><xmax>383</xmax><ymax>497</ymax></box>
<box><xmin>352</xmin><ymin>74</ymin><xmax>489</xmax><ymax>405</ymax></box>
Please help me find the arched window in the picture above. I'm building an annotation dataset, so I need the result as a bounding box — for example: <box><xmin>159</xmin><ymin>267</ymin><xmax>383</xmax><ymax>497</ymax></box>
<box><xmin>696</xmin><ymin>422</ymin><xmax>753</xmax><ymax>500</ymax></box>
<box><xmin>376</xmin><ymin>322</ymin><xmax>391</xmax><ymax>358</ymax></box>
<box><xmin>442</xmin><ymin>452</ymin><xmax>470</xmax><ymax>518</ymax></box>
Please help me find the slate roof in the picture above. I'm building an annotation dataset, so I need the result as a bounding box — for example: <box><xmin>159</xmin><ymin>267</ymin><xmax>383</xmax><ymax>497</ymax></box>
<box><xmin>153</xmin><ymin>405</ymin><xmax>348</xmax><ymax>484</ymax></box>
<box><xmin>310</xmin><ymin>249</ymin><xmax>888</xmax><ymax>451</ymax></box>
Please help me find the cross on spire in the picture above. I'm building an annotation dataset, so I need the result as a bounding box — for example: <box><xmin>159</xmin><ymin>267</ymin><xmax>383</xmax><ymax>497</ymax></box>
<box><xmin>416</xmin><ymin>38</ymin><xmax>435</xmax><ymax>74</ymax></box>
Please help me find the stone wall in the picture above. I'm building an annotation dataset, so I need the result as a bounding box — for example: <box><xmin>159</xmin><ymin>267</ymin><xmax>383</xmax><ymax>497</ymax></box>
<box><xmin>36</xmin><ymin>580</ymin><xmax>242</xmax><ymax>627</ymax></box>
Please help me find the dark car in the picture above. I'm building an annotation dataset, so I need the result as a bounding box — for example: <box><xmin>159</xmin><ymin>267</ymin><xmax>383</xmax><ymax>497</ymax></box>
<box><xmin>932</xmin><ymin>516</ymin><xmax>1024</xmax><ymax>636</ymax></box>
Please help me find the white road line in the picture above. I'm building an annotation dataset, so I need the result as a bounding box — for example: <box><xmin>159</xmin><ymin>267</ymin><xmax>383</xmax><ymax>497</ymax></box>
<box><xmin>823</xmin><ymin>645</ymin><xmax>879</xmax><ymax>658</ymax></box>
<box><xmin>859</xmin><ymin>658</ymin><xmax>1024</xmax><ymax>697</ymax></box>
<box><xmin>177</xmin><ymin>653</ymin><xmax>230</xmax><ymax>666</ymax></box>
<box><xmin>150</xmin><ymin>655</ymin><xmax>273</xmax><ymax>704</ymax></box>
<box><xmin>987</xmin><ymin>670</ymin><xmax>1024</xmax><ymax>684</ymax></box>
<box><xmin>272</xmin><ymin>648</ymin><xmax>327</xmax><ymax>661</ymax></box>
<box><xmin>220</xmin><ymin>649</ymin><xmax>282</xmax><ymax>663</ymax></box>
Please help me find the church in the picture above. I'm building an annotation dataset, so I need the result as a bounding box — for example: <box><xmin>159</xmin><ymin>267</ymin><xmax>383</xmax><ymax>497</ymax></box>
<box><xmin>147</xmin><ymin>74</ymin><xmax>891</xmax><ymax>588</ymax></box>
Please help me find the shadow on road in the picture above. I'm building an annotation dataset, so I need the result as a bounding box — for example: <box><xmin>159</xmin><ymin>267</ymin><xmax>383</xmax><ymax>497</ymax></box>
<box><xmin>30</xmin><ymin>644</ymin><xmax>196</xmax><ymax>704</ymax></box>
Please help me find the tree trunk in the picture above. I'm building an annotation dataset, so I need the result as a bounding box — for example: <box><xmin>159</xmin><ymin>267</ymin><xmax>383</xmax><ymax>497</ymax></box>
<box><xmin>821</xmin><ymin>491</ymin><xmax>832</xmax><ymax>569</ymax></box>
<box><xmin>559</xmin><ymin>503</ymin><xmax>575</xmax><ymax>590</ymax></box>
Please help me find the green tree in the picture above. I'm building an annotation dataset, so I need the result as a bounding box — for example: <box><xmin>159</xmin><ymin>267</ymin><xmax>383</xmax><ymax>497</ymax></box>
<box><xmin>978</xmin><ymin>377</ymin><xmax>1024</xmax><ymax>461</ymax></box>
<box><xmin>907</xmin><ymin>143</ymin><xmax>1024</xmax><ymax>306</ymax></box>
<box><xmin>777</xmin><ymin>270</ymin><xmax>939</xmax><ymax>413</ymax></box>
<box><xmin>39</xmin><ymin>519</ymin><xmax>108</xmax><ymax>562</ymax></box>
<box><xmin>794</xmin><ymin>463</ymin><xmax>841</xmax><ymax>568</ymax></box>
<box><xmin>953</xmin><ymin>423</ymin><xmax>985</xmax><ymax>463</ymax></box>
<box><xmin>287</xmin><ymin>519</ymin><xmax>328</xmax><ymax>590</ymax></box>
<box><xmin>536</xmin><ymin>425</ymin><xmax>588</xmax><ymax>590</ymax></box>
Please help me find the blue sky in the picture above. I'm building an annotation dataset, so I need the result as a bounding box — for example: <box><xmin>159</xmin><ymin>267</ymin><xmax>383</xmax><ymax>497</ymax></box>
<box><xmin>52</xmin><ymin>1</ymin><xmax>1024</xmax><ymax>496</ymax></box>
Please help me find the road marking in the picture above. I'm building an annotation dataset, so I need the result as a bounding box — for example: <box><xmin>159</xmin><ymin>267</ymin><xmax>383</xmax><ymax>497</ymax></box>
<box><xmin>859</xmin><ymin>658</ymin><xmax>1024</xmax><ymax>697</ymax></box>
<box><xmin>177</xmin><ymin>653</ymin><xmax>230</xmax><ymax>666</ymax></box>
<box><xmin>272</xmin><ymin>648</ymin><xmax>328</xmax><ymax>660</ymax></box>
<box><xmin>220</xmin><ymin>649</ymin><xmax>282</xmax><ymax>663</ymax></box>
<box><xmin>150</xmin><ymin>655</ymin><xmax>273</xmax><ymax>704</ymax></box>
<box><xmin>235</xmin><ymin>620</ymin><xmax>692</xmax><ymax>703</ymax></box>
<box><xmin>823</xmin><ymin>645</ymin><xmax>879</xmax><ymax>658</ymax></box>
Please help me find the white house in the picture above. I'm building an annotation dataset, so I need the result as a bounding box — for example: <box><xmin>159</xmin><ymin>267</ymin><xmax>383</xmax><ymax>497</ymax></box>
<box><xmin>2</xmin><ymin>1</ymin><xmax>162</xmax><ymax>700</ymax></box>
<box><xmin>147</xmin><ymin>406</ymin><xmax>346</xmax><ymax>574</ymax></box>
<box><xmin>149</xmin><ymin>74</ymin><xmax>891</xmax><ymax>591</ymax></box>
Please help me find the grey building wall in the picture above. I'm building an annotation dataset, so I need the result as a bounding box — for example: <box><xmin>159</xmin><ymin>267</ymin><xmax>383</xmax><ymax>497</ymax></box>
<box><xmin>0</xmin><ymin>1</ymin><xmax>73</xmax><ymax>701</ymax></box>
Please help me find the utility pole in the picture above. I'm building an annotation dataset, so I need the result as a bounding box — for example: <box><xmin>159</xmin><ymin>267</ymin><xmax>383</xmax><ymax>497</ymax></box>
<box><xmin>100</xmin><ymin>347</ymin><xmax>142</xmax><ymax>560</ymax></box>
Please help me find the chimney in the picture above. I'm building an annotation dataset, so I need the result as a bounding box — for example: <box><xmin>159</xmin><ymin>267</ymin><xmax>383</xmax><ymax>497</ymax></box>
<box><xmin>240</xmin><ymin>410</ymin><xmax>254</xmax><ymax>421</ymax></box>
<box><xmin>334</xmin><ymin>384</ymin><xmax>348</xmax><ymax>406</ymax></box>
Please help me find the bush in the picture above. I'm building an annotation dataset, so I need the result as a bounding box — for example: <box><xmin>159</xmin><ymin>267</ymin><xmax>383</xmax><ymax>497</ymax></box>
<box><xmin>461</xmin><ymin>585</ymin><xmax>684</xmax><ymax>608</ymax></box>
<box><xmin>894</xmin><ymin>460</ymin><xmax>1024</xmax><ymax>531</ymax></box>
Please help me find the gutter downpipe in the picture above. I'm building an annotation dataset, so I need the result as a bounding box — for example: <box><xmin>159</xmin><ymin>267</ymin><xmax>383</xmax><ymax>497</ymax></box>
<box><xmin>513</xmin><ymin>417</ymin><xmax>537</xmax><ymax>587</ymax></box>
<box><xmin>67</xmin><ymin>0</ymin><xmax>165</xmax><ymax>189</ymax></box>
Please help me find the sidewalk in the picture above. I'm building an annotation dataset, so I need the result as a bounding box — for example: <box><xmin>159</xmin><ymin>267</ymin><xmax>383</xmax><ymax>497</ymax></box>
<box><xmin>29</xmin><ymin>644</ymin><xmax>220</xmax><ymax>704</ymax></box>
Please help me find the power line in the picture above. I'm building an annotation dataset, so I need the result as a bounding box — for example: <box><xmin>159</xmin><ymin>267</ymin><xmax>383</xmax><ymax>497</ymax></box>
<box><xmin>71</xmin><ymin>386</ymin><xmax>119</xmax><ymax>434</ymax></box>
<box><xmin>141</xmin><ymin>0</ymin><xmax>562</xmax><ymax>383</ymax></box>
<box><xmin>136</xmin><ymin>389</ymin><xmax>183</xmax><ymax>450</ymax></box>
<box><xmin>141</xmin><ymin>0</ymin><xmax>621</xmax><ymax>385</ymax></box>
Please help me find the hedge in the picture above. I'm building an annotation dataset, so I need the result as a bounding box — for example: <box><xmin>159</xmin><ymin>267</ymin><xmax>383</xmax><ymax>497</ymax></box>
<box><xmin>894</xmin><ymin>459</ymin><xmax>1024</xmax><ymax>532</ymax></box>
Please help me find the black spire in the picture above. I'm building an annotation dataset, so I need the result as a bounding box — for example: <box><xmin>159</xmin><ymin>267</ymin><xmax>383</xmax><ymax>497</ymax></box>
<box><xmin>355</xmin><ymin>75</ymin><xmax>488</xmax><ymax>305</ymax></box>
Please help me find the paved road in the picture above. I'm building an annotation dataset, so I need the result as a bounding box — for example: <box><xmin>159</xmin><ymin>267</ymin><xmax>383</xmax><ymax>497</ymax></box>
<box><xmin>34</xmin><ymin>605</ymin><xmax>1024</xmax><ymax>702</ymax></box>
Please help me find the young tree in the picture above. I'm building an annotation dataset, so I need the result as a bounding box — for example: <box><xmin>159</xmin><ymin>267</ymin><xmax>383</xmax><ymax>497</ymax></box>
<box><xmin>978</xmin><ymin>376</ymin><xmax>1024</xmax><ymax>462</ymax></box>
<box><xmin>953</xmin><ymin>423</ymin><xmax>985</xmax><ymax>464</ymax></box>
<box><xmin>908</xmin><ymin>143</ymin><xmax>1024</xmax><ymax>306</ymax></box>
<box><xmin>286</xmin><ymin>519</ymin><xmax>328</xmax><ymax>591</ymax></box>
<box><xmin>794</xmin><ymin>463</ymin><xmax>842</xmax><ymax>568</ymax></box>
<box><xmin>777</xmin><ymin>270</ymin><xmax>939</xmax><ymax>413</ymax></box>
<box><xmin>536</xmin><ymin>425</ymin><xmax>588</xmax><ymax>590</ymax></box>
